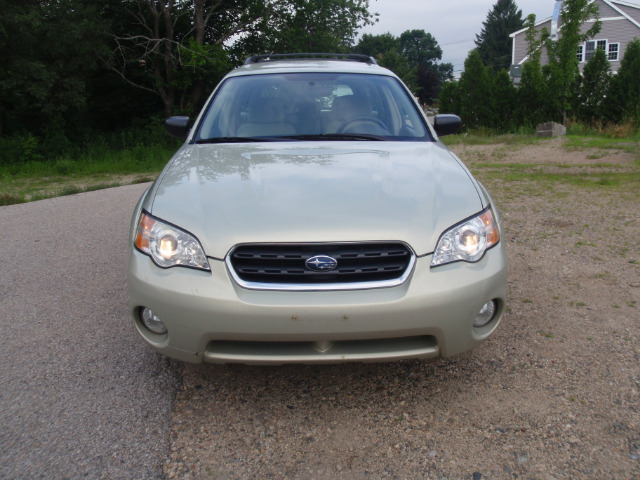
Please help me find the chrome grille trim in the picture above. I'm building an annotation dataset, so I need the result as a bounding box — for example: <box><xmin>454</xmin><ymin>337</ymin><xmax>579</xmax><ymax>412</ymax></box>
<box><xmin>225</xmin><ymin>242</ymin><xmax>416</xmax><ymax>291</ymax></box>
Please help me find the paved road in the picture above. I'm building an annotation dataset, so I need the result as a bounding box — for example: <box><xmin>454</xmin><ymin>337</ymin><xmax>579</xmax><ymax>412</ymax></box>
<box><xmin>0</xmin><ymin>184</ymin><xmax>177</xmax><ymax>479</ymax></box>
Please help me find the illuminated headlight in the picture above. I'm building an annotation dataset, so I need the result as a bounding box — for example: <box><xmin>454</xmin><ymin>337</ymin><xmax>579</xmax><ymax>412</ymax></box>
<box><xmin>431</xmin><ymin>209</ymin><xmax>500</xmax><ymax>267</ymax></box>
<box><xmin>134</xmin><ymin>211</ymin><xmax>210</xmax><ymax>271</ymax></box>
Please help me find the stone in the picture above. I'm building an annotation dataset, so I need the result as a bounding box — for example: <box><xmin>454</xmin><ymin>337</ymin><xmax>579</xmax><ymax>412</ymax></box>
<box><xmin>536</xmin><ymin>122</ymin><xmax>567</xmax><ymax>137</ymax></box>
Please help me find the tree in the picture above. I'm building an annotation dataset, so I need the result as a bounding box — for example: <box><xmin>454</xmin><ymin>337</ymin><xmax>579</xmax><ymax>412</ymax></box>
<box><xmin>355</xmin><ymin>30</ymin><xmax>452</xmax><ymax>104</ymax></box>
<box><xmin>377</xmin><ymin>50</ymin><xmax>414</xmax><ymax>86</ymax></box>
<box><xmin>604</xmin><ymin>39</ymin><xmax>640</xmax><ymax>125</ymax></box>
<box><xmin>544</xmin><ymin>0</ymin><xmax>602</xmax><ymax>122</ymax></box>
<box><xmin>577</xmin><ymin>47</ymin><xmax>611</xmax><ymax>123</ymax></box>
<box><xmin>475</xmin><ymin>0</ymin><xmax>525</xmax><ymax>72</ymax></box>
<box><xmin>399</xmin><ymin>30</ymin><xmax>453</xmax><ymax>104</ymax></box>
<box><xmin>0</xmin><ymin>0</ymin><xmax>109</xmax><ymax>136</ymax></box>
<box><xmin>240</xmin><ymin>0</ymin><xmax>376</xmax><ymax>55</ymax></box>
<box><xmin>517</xmin><ymin>14</ymin><xmax>549</xmax><ymax>126</ymax></box>
<box><xmin>354</xmin><ymin>33</ymin><xmax>398</xmax><ymax>58</ymax></box>
<box><xmin>399</xmin><ymin>30</ymin><xmax>442</xmax><ymax>70</ymax></box>
<box><xmin>457</xmin><ymin>50</ymin><xmax>493</xmax><ymax>129</ymax></box>
<box><xmin>492</xmin><ymin>69</ymin><xmax>518</xmax><ymax>131</ymax></box>
<box><xmin>438</xmin><ymin>81</ymin><xmax>460</xmax><ymax>115</ymax></box>
<box><xmin>109</xmin><ymin>0</ymin><xmax>376</xmax><ymax>116</ymax></box>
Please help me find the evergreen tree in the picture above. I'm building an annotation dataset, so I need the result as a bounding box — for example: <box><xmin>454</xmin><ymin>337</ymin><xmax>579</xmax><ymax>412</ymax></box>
<box><xmin>457</xmin><ymin>50</ymin><xmax>493</xmax><ymax>129</ymax></box>
<box><xmin>438</xmin><ymin>81</ymin><xmax>460</xmax><ymax>116</ymax></box>
<box><xmin>475</xmin><ymin>0</ymin><xmax>524</xmax><ymax>72</ymax></box>
<box><xmin>492</xmin><ymin>69</ymin><xmax>518</xmax><ymax>131</ymax></box>
<box><xmin>578</xmin><ymin>48</ymin><xmax>611</xmax><ymax>123</ymax></box>
<box><xmin>604</xmin><ymin>39</ymin><xmax>640</xmax><ymax>125</ymax></box>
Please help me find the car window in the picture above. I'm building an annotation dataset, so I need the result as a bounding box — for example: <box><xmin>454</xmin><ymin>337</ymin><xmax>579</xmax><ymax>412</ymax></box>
<box><xmin>196</xmin><ymin>73</ymin><xmax>430</xmax><ymax>141</ymax></box>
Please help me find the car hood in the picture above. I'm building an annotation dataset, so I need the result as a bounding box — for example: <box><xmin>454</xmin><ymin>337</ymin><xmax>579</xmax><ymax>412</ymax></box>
<box><xmin>149</xmin><ymin>142</ymin><xmax>483</xmax><ymax>258</ymax></box>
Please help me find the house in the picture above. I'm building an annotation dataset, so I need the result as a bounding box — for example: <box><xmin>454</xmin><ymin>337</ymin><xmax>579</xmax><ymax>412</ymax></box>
<box><xmin>509</xmin><ymin>0</ymin><xmax>640</xmax><ymax>83</ymax></box>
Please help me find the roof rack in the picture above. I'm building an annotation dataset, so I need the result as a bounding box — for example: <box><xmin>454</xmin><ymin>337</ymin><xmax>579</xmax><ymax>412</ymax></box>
<box><xmin>243</xmin><ymin>53</ymin><xmax>377</xmax><ymax>66</ymax></box>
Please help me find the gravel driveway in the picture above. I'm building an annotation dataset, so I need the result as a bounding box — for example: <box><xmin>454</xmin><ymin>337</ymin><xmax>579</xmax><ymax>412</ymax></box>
<box><xmin>1</xmin><ymin>140</ymin><xmax>639</xmax><ymax>480</ymax></box>
<box><xmin>164</xmin><ymin>141</ymin><xmax>640</xmax><ymax>479</ymax></box>
<box><xmin>0</xmin><ymin>184</ymin><xmax>177</xmax><ymax>479</ymax></box>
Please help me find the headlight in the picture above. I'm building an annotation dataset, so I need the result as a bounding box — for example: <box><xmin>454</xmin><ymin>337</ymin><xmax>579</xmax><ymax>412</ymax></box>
<box><xmin>134</xmin><ymin>211</ymin><xmax>210</xmax><ymax>271</ymax></box>
<box><xmin>431</xmin><ymin>209</ymin><xmax>500</xmax><ymax>267</ymax></box>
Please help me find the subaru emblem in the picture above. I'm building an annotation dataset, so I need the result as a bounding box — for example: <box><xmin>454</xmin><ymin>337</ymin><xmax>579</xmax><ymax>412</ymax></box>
<box><xmin>305</xmin><ymin>255</ymin><xmax>338</xmax><ymax>272</ymax></box>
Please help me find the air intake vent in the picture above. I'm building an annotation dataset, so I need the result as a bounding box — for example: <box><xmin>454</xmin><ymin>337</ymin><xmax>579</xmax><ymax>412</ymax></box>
<box><xmin>227</xmin><ymin>243</ymin><xmax>414</xmax><ymax>291</ymax></box>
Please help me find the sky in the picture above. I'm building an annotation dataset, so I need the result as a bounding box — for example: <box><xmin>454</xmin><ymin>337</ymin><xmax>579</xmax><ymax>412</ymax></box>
<box><xmin>359</xmin><ymin>0</ymin><xmax>559</xmax><ymax>74</ymax></box>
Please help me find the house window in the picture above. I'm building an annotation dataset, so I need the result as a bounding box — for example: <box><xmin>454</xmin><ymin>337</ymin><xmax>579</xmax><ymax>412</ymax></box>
<box><xmin>581</xmin><ymin>40</ymin><xmax>619</xmax><ymax>63</ymax></box>
<box><xmin>608</xmin><ymin>43</ymin><xmax>620</xmax><ymax>61</ymax></box>
<box><xmin>585</xmin><ymin>41</ymin><xmax>596</xmax><ymax>61</ymax></box>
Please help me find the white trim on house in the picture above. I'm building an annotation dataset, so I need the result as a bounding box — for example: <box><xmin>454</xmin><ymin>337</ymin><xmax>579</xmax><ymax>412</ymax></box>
<box><xmin>509</xmin><ymin>17</ymin><xmax>552</xmax><ymax>38</ymax></box>
<box><xmin>611</xmin><ymin>0</ymin><xmax>640</xmax><ymax>7</ymax></box>
<box><xmin>608</xmin><ymin>42</ymin><xmax>621</xmax><ymax>60</ymax></box>
<box><xmin>603</xmin><ymin>0</ymin><xmax>640</xmax><ymax>28</ymax></box>
<box><xmin>577</xmin><ymin>38</ymin><xmax>622</xmax><ymax>62</ymax></box>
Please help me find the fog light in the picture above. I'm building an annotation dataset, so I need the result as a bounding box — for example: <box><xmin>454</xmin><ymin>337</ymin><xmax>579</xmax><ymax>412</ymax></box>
<box><xmin>474</xmin><ymin>300</ymin><xmax>497</xmax><ymax>328</ymax></box>
<box><xmin>141</xmin><ymin>307</ymin><xmax>168</xmax><ymax>335</ymax></box>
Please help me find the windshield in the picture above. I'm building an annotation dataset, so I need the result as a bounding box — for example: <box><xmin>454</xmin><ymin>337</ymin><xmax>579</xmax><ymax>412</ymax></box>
<box><xmin>195</xmin><ymin>73</ymin><xmax>431</xmax><ymax>142</ymax></box>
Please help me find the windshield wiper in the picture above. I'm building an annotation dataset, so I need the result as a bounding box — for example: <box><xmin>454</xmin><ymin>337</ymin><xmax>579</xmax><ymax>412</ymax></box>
<box><xmin>280</xmin><ymin>133</ymin><xmax>385</xmax><ymax>141</ymax></box>
<box><xmin>195</xmin><ymin>136</ymin><xmax>285</xmax><ymax>144</ymax></box>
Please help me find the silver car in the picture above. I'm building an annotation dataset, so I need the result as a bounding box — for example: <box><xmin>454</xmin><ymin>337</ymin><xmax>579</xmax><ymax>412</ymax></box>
<box><xmin>127</xmin><ymin>54</ymin><xmax>507</xmax><ymax>364</ymax></box>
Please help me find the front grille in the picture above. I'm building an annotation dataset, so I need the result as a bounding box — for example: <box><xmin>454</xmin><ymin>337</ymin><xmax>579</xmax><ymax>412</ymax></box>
<box><xmin>228</xmin><ymin>242</ymin><xmax>414</xmax><ymax>290</ymax></box>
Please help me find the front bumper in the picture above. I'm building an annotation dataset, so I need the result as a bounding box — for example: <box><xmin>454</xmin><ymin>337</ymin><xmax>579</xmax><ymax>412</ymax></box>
<box><xmin>127</xmin><ymin>246</ymin><xmax>508</xmax><ymax>364</ymax></box>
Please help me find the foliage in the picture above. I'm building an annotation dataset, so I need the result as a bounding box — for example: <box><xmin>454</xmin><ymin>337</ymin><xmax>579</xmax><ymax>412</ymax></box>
<box><xmin>577</xmin><ymin>48</ymin><xmax>611</xmax><ymax>123</ymax></box>
<box><xmin>354</xmin><ymin>33</ymin><xmax>398</xmax><ymax>57</ymax></box>
<box><xmin>109</xmin><ymin>0</ymin><xmax>376</xmax><ymax>116</ymax></box>
<box><xmin>443</xmin><ymin>2</ymin><xmax>636</xmax><ymax>135</ymax></box>
<box><xmin>475</xmin><ymin>0</ymin><xmax>525</xmax><ymax>72</ymax></box>
<box><xmin>0</xmin><ymin>0</ymin><xmax>109</xmax><ymax>136</ymax></box>
<box><xmin>493</xmin><ymin>70</ymin><xmax>518</xmax><ymax>131</ymax></box>
<box><xmin>437</xmin><ymin>81</ymin><xmax>460</xmax><ymax>115</ymax></box>
<box><xmin>0</xmin><ymin>0</ymin><xmax>377</xmax><ymax>166</ymax></box>
<box><xmin>354</xmin><ymin>30</ymin><xmax>453</xmax><ymax>104</ymax></box>
<box><xmin>544</xmin><ymin>0</ymin><xmax>602</xmax><ymax>121</ymax></box>
<box><xmin>253</xmin><ymin>0</ymin><xmax>375</xmax><ymax>54</ymax></box>
<box><xmin>456</xmin><ymin>50</ymin><xmax>493</xmax><ymax>130</ymax></box>
<box><xmin>604</xmin><ymin>39</ymin><xmax>640</xmax><ymax>125</ymax></box>
<box><xmin>516</xmin><ymin>16</ymin><xmax>548</xmax><ymax>127</ymax></box>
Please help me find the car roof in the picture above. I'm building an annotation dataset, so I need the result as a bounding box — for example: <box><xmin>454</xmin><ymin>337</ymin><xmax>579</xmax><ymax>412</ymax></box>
<box><xmin>226</xmin><ymin>56</ymin><xmax>397</xmax><ymax>78</ymax></box>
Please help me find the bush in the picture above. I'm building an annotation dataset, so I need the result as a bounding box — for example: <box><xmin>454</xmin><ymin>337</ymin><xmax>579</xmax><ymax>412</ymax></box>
<box><xmin>0</xmin><ymin>134</ymin><xmax>43</xmax><ymax>166</ymax></box>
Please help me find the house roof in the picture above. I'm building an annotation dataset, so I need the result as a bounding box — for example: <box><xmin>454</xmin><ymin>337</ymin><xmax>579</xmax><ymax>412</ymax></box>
<box><xmin>608</xmin><ymin>0</ymin><xmax>640</xmax><ymax>28</ymax></box>
<box><xmin>610</xmin><ymin>0</ymin><xmax>640</xmax><ymax>8</ymax></box>
<box><xmin>509</xmin><ymin>0</ymin><xmax>640</xmax><ymax>37</ymax></box>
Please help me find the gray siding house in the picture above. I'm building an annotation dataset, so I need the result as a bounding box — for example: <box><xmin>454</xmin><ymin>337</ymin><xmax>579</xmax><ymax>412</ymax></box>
<box><xmin>509</xmin><ymin>0</ymin><xmax>640</xmax><ymax>83</ymax></box>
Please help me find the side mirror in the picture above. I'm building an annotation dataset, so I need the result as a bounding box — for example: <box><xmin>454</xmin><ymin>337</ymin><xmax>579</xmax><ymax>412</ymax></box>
<box><xmin>433</xmin><ymin>114</ymin><xmax>461</xmax><ymax>137</ymax></box>
<box><xmin>165</xmin><ymin>116</ymin><xmax>191</xmax><ymax>139</ymax></box>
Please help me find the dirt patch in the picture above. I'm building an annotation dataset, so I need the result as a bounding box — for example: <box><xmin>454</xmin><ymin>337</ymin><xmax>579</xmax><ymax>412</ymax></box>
<box><xmin>165</xmin><ymin>140</ymin><xmax>640</xmax><ymax>479</ymax></box>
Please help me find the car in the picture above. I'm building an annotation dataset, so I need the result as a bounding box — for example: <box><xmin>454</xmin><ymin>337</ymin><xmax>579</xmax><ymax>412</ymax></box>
<box><xmin>127</xmin><ymin>53</ymin><xmax>508</xmax><ymax>365</ymax></box>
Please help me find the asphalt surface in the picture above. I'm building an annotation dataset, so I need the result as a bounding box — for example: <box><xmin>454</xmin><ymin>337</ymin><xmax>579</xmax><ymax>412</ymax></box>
<box><xmin>0</xmin><ymin>184</ymin><xmax>178</xmax><ymax>479</ymax></box>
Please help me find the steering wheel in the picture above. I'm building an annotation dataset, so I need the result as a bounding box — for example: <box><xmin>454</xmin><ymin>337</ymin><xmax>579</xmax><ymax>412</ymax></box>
<box><xmin>338</xmin><ymin>116</ymin><xmax>390</xmax><ymax>134</ymax></box>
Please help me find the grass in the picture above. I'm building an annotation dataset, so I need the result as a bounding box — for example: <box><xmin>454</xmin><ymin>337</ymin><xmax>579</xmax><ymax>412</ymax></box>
<box><xmin>441</xmin><ymin>131</ymin><xmax>545</xmax><ymax>147</ymax></box>
<box><xmin>468</xmin><ymin>163</ymin><xmax>640</xmax><ymax>191</ymax></box>
<box><xmin>0</xmin><ymin>143</ymin><xmax>176</xmax><ymax>205</ymax></box>
<box><xmin>564</xmin><ymin>135</ymin><xmax>640</xmax><ymax>156</ymax></box>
